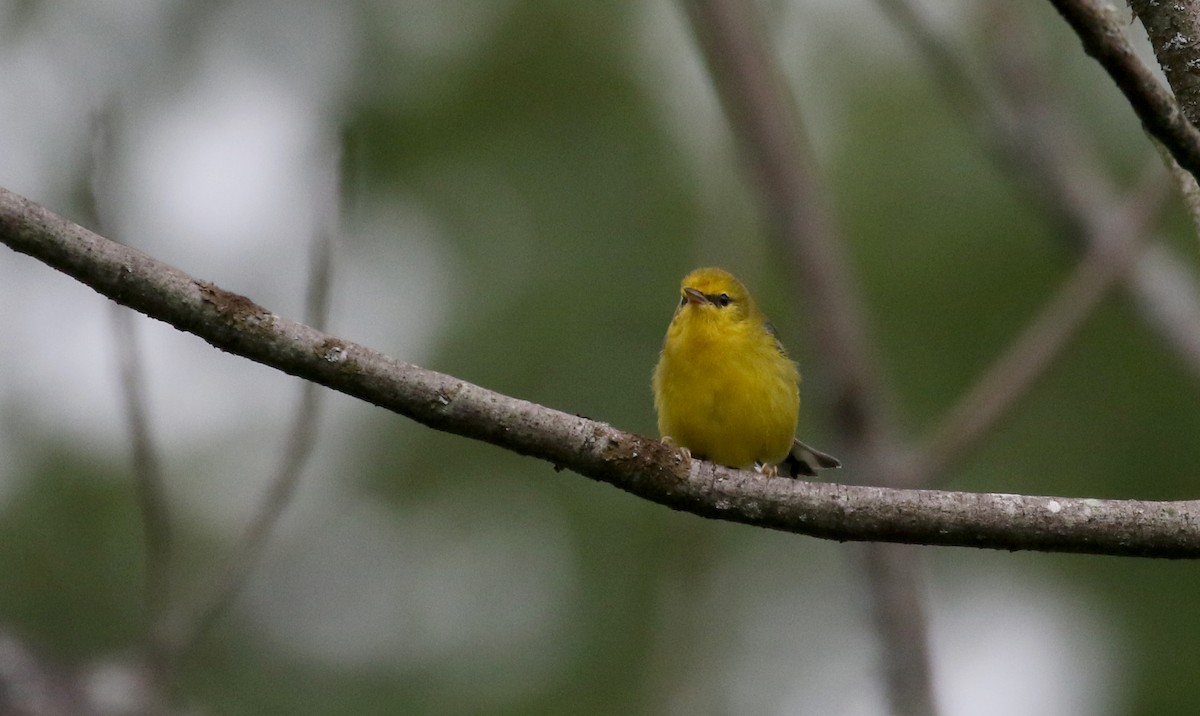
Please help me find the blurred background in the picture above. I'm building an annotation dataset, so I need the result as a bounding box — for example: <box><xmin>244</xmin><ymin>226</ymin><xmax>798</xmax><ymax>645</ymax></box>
<box><xmin>2</xmin><ymin>0</ymin><xmax>1200</xmax><ymax>713</ymax></box>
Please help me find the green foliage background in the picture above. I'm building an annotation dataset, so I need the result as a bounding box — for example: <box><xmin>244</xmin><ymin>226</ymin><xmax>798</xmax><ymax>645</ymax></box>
<box><xmin>2</xmin><ymin>1</ymin><xmax>1200</xmax><ymax>713</ymax></box>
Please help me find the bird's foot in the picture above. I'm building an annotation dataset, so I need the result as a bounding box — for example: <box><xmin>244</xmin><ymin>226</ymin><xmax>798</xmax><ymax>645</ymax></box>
<box><xmin>661</xmin><ymin>436</ymin><xmax>693</xmax><ymax>468</ymax></box>
<box><xmin>755</xmin><ymin>462</ymin><xmax>779</xmax><ymax>477</ymax></box>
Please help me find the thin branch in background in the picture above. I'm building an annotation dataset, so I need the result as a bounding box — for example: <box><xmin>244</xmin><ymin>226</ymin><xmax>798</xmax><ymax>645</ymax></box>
<box><xmin>986</xmin><ymin>2</ymin><xmax>1123</xmax><ymax>224</ymax></box>
<box><xmin>161</xmin><ymin>146</ymin><xmax>340</xmax><ymax>659</ymax></box>
<box><xmin>873</xmin><ymin>0</ymin><xmax>1087</xmax><ymax>234</ymax></box>
<box><xmin>919</xmin><ymin>241</ymin><xmax>1125</xmax><ymax>481</ymax></box>
<box><xmin>917</xmin><ymin>169</ymin><xmax>1167</xmax><ymax>482</ymax></box>
<box><xmin>111</xmin><ymin>308</ymin><xmax>172</xmax><ymax>620</ymax></box>
<box><xmin>878</xmin><ymin>0</ymin><xmax>1109</xmax><ymax>236</ymax></box>
<box><xmin>85</xmin><ymin>108</ymin><xmax>174</xmax><ymax>636</ymax></box>
<box><xmin>981</xmin><ymin>5</ymin><xmax>1200</xmax><ymax>384</ymax></box>
<box><xmin>860</xmin><ymin>544</ymin><xmax>938</xmax><ymax>716</ymax></box>
<box><xmin>677</xmin><ymin>2</ymin><xmax>935</xmax><ymax>714</ymax></box>
<box><xmin>880</xmin><ymin>0</ymin><xmax>1200</xmax><ymax>484</ymax></box>
<box><xmin>0</xmin><ymin>634</ymin><xmax>91</xmax><ymax>715</ymax></box>
<box><xmin>1154</xmin><ymin>139</ymin><xmax>1200</xmax><ymax>237</ymax></box>
<box><xmin>679</xmin><ymin>0</ymin><xmax>895</xmax><ymax>454</ymax></box>
<box><xmin>1048</xmin><ymin>0</ymin><xmax>1200</xmax><ymax>179</ymax></box>
<box><xmin>863</xmin><ymin>546</ymin><xmax>938</xmax><ymax>714</ymax></box>
<box><xmin>1128</xmin><ymin>243</ymin><xmax>1200</xmax><ymax>368</ymax></box>
<box><xmin>1051</xmin><ymin>1</ymin><xmax>1200</xmax><ymax>362</ymax></box>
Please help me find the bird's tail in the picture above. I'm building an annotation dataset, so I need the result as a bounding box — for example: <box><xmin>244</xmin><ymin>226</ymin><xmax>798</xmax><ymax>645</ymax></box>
<box><xmin>782</xmin><ymin>438</ymin><xmax>841</xmax><ymax>477</ymax></box>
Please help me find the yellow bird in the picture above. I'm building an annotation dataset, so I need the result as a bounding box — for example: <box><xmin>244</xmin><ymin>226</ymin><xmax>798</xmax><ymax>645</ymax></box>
<box><xmin>652</xmin><ymin>267</ymin><xmax>840</xmax><ymax>477</ymax></box>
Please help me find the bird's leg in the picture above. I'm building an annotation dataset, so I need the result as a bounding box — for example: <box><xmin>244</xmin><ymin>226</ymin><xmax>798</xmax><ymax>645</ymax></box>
<box><xmin>661</xmin><ymin>436</ymin><xmax>693</xmax><ymax>467</ymax></box>
<box><xmin>755</xmin><ymin>462</ymin><xmax>779</xmax><ymax>477</ymax></box>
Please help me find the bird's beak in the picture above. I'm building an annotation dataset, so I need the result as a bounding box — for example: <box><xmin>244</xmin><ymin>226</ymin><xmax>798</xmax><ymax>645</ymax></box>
<box><xmin>683</xmin><ymin>287</ymin><xmax>709</xmax><ymax>306</ymax></box>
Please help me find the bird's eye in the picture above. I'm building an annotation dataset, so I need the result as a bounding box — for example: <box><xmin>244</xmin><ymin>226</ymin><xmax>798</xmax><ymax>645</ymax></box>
<box><xmin>679</xmin><ymin>295</ymin><xmax>687</xmax><ymax>307</ymax></box>
<box><xmin>717</xmin><ymin>293</ymin><xmax>732</xmax><ymax>307</ymax></box>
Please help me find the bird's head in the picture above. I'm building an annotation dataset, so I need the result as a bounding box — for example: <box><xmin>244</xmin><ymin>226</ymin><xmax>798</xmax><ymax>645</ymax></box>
<box><xmin>675</xmin><ymin>267</ymin><xmax>758</xmax><ymax>323</ymax></box>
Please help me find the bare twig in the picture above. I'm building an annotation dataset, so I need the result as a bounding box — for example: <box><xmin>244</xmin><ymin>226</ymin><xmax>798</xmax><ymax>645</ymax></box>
<box><xmin>875</xmin><ymin>0</ymin><xmax>1064</xmax><ymax>214</ymax></box>
<box><xmin>858</xmin><ymin>539</ymin><xmax>937</xmax><ymax>716</ymax></box>
<box><xmin>7</xmin><ymin>187</ymin><xmax>1200</xmax><ymax>555</ymax></box>
<box><xmin>0</xmin><ymin>633</ymin><xmax>88</xmax><ymax>716</ymax></box>
<box><xmin>877</xmin><ymin>0</ymin><xmax>1102</xmax><ymax>233</ymax></box>
<box><xmin>679</xmin><ymin>0</ymin><xmax>893</xmax><ymax>453</ymax></box>
<box><xmin>0</xmin><ymin>633</ymin><xmax>165</xmax><ymax>716</ymax></box>
<box><xmin>881</xmin><ymin>0</ymin><xmax>1197</xmax><ymax>484</ymax></box>
<box><xmin>918</xmin><ymin>251</ymin><xmax>1117</xmax><ymax>481</ymax></box>
<box><xmin>1048</xmin><ymin>0</ymin><xmax>1200</xmax><ymax>179</ymax></box>
<box><xmin>1080</xmin><ymin>0</ymin><xmax>1200</xmax><ymax>243</ymax></box>
<box><xmin>1154</xmin><ymin>139</ymin><xmax>1200</xmax><ymax>237</ymax></box>
<box><xmin>860</xmin><ymin>545</ymin><xmax>938</xmax><ymax>716</ymax></box>
<box><xmin>1128</xmin><ymin>243</ymin><xmax>1200</xmax><ymax>368</ymax></box>
<box><xmin>679</xmin><ymin>3</ymin><xmax>931</xmax><ymax>711</ymax></box>
<box><xmin>1128</xmin><ymin>0</ymin><xmax>1200</xmax><ymax>126</ymax></box>
<box><xmin>85</xmin><ymin>108</ymin><xmax>174</xmax><ymax>637</ymax></box>
<box><xmin>111</xmin><ymin>308</ymin><xmax>172</xmax><ymax>621</ymax></box>
<box><xmin>985</xmin><ymin>5</ymin><xmax>1200</xmax><ymax>381</ymax></box>
<box><xmin>1131</xmin><ymin>0</ymin><xmax>1200</xmax><ymax>237</ymax></box>
<box><xmin>917</xmin><ymin>167</ymin><xmax>1164</xmax><ymax>482</ymax></box>
<box><xmin>161</xmin><ymin>149</ymin><xmax>339</xmax><ymax>657</ymax></box>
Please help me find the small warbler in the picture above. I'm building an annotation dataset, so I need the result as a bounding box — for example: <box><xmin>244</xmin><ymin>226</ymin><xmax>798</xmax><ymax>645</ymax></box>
<box><xmin>652</xmin><ymin>267</ymin><xmax>840</xmax><ymax>477</ymax></box>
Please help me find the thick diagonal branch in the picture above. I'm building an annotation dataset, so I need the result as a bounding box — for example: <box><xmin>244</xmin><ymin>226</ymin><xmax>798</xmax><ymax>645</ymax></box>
<box><xmin>6</xmin><ymin>188</ymin><xmax>1200</xmax><ymax>557</ymax></box>
<box><xmin>1129</xmin><ymin>0</ymin><xmax>1200</xmax><ymax>126</ymax></box>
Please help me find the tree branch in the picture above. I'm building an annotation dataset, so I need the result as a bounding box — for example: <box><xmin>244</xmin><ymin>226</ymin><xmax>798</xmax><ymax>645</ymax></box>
<box><xmin>1129</xmin><ymin>0</ymin><xmax>1200</xmax><ymax>126</ymax></box>
<box><xmin>5</xmin><ymin>191</ymin><xmax>1200</xmax><ymax>558</ymax></box>
<box><xmin>1131</xmin><ymin>0</ymin><xmax>1200</xmax><ymax>238</ymax></box>
<box><xmin>1128</xmin><ymin>243</ymin><xmax>1200</xmax><ymax>369</ymax></box>
<box><xmin>1155</xmin><ymin>139</ymin><xmax>1200</xmax><ymax>235</ymax></box>
<box><xmin>160</xmin><ymin>148</ymin><xmax>340</xmax><ymax>660</ymax></box>
<box><xmin>915</xmin><ymin>163</ymin><xmax>1163</xmax><ymax>482</ymax></box>
<box><xmin>678</xmin><ymin>4</ymin><xmax>933</xmax><ymax>713</ymax></box>
<box><xmin>86</xmin><ymin>107</ymin><xmax>174</xmax><ymax>659</ymax></box>
<box><xmin>1048</xmin><ymin>0</ymin><xmax>1200</xmax><ymax>179</ymax></box>
<box><xmin>679</xmin><ymin>0</ymin><xmax>894</xmax><ymax>453</ymax></box>
<box><xmin>883</xmin><ymin>0</ymin><xmax>1200</xmax><ymax>482</ymax></box>
<box><xmin>111</xmin><ymin>306</ymin><xmax>173</xmax><ymax>624</ymax></box>
<box><xmin>860</xmin><ymin>544</ymin><xmax>938</xmax><ymax>716</ymax></box>
<box><xmin>917</xmin><ymin>245</ymin><xmax>1120</xmax><ymax>483</ymax></box>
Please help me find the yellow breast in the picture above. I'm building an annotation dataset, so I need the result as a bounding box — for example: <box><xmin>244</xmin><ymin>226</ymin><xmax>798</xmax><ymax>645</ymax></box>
<box><xmin>653</xmin><ymin>302</ymin><xmax>800</xmax><ymax>469</ymax></box>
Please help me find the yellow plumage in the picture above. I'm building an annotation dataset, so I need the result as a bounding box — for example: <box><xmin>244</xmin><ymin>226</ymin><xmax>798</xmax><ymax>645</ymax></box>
<box><xmin>652</xmin><ymin>267</ymin><xmax>839</xmax><ymax>476</ymax></box>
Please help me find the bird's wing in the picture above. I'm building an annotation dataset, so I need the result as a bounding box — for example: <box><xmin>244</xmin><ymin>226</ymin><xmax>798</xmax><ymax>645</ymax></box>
<box><xmin>763</xmin><ymin>321</ymin><xmax>788</xmax><ymax>357</ymax></box>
